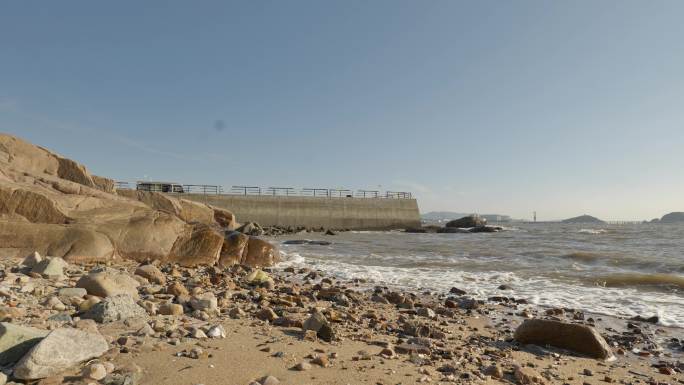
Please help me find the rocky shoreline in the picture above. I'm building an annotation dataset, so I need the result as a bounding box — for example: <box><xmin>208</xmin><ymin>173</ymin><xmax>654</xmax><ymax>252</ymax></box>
<box><xmin>0</xmin><ymin>252</ymin><xmax>681</xmax><ymax>385</ymax></box>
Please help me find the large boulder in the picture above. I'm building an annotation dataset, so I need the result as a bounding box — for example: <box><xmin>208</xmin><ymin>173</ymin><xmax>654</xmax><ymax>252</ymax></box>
<box><xmin>213</xmin><ymin>207</ymin><xmax>236</xmax><ymax>229</ymax></box>
<box><xmin>243</xmin><ymin>238</ymin><xmax>280</xmax><ymax>268</ymax></box>
<box><xmin>167</xmin><ymin>225</ymin><xmax>224</xmax><ymax>267</ymax></box>
<box><xmin>76</xmin><ymin>268</ymin><xmax>140</xmax><ymax>299</ymax></box>
<box><xmin>13</xmin><ymin>328</ymin><xmax>109</xmax><ymax>379</ymax></box>
<box><xmin>218</xmin><ymin>231</ymin><xmax>249</xmax><ymax>267</ymax></box>
<box><xmin>0</xmin><ymin>323</ymin><xmax>48</xmax><ymax>365</ymax></box>
<box><xmin>445</xmin><ymin>215</ymin><xmax>486</xmax><ymax>228</ymax></box>
<box><xmin>514</xmin><ymin>319</ymin><xmax>613</xmax><ymax>359</ymax></box>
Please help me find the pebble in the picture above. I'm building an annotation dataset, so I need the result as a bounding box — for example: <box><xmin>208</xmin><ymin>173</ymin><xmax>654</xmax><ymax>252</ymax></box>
<box><xmin>83</xmin><ymin>363</ymin><xmax>107</xmax><ymax>380</ymax></box>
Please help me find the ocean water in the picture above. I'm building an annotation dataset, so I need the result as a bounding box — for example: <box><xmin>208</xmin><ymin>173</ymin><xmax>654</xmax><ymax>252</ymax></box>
<box><xmin>274</xmin><ymin>223</ymin><xmax>684</xmax><ymax>328</ymax></box>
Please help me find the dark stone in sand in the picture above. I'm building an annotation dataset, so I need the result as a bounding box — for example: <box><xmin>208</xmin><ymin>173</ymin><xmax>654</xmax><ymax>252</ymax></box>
<box><xmin>283</xmin><ymin>240</ymin><xmax>308</xmax><ymax>245</ymax></box>
<box><xmin>514</xmin><ymin>319</ymin><xmax>613</xmax><ymax>359</ymax></box>
<box><xmin>308</xmin><ymin>240</ymin><xmax>332</xmax><ymax>246</ymax></box>
<box><xmin>631</xmin><ymin>315</ymin><xmax>659</xmax><ymax>324</ymax></box>
<box><xmin>449</xmin><ymin>287</ymin><xmax>467</xmax><ymax>295</ymax></box>
<box><xmin>282</xmin><ymin>240</ymin><xmax>332</xmax><ymax>246</ymax></box>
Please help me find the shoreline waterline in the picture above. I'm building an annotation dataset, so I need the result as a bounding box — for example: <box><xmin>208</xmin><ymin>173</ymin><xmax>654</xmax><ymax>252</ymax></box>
<box><xmin>270</xmin><ymin>223</ymin><xmax>684</xmax><ymax>328</ymax></box>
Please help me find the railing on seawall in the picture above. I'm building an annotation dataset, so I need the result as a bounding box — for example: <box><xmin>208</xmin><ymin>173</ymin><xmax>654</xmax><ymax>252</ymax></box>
<box><xmin>115</xmin><ymin>182</ymin><xmax>412</xmax><ymax>199</ymax></box>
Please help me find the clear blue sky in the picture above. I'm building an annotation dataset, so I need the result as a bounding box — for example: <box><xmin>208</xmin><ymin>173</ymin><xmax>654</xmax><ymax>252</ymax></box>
<box><xmin>2</xmin><ymin>1</ymin><xmax>683</xmax><ymax>221</ymax></box>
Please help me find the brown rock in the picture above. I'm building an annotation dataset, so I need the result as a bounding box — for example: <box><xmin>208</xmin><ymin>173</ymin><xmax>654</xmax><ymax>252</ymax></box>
<box><xmin>217</xmin><ymin>231</ymin><xmax>249</xmax><ymax>268</ymax></box>
<box><xmin>158</xmin><ymin>303</ymin><xmax>184</xmax><ymax>316</ymax></box>
<box><xmin>242</xmin><ymin>238</ymin><xmax>280</xmax><ymax>268</ymax></box>
<box><xmin>166</xmin><ymin>281</ymin><xmax>189</xmax><ymax>297</ymax></box>
<box><xmin>514</xmin><ymin>365</ymin><xmax>545</xmax><ymax>385</ymax></box>
<box><xmin>134</xmin><ymin>264</ymin><xmax>166</xmax><ymax>285</ymax></box>
<box><xmin>514</xmin><ymin>319</ymin><xmax>613</xmax><ymax>359</ymax></box>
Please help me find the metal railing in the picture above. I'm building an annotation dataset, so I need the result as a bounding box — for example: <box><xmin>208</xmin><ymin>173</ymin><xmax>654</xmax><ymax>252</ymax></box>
<box><xmin>116</xmin><ymin>182</ymin><xmax>412</xmax><ymax>199</ymax></box>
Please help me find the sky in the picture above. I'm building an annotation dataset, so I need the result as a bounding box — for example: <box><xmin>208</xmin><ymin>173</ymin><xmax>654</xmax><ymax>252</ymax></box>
<box><xmin>1</xmin><ymin>1</ymin><xmax>683</xmax><ymax>221</ymax></box>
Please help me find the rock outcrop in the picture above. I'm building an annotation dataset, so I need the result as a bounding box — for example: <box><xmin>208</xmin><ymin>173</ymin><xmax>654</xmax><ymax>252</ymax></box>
<box><xmin>0</xmin><ymin>133</ymin><xmax>277</xmax><ymax>268</ymax></box>
<box><xmin>445</xmin><ymin>215</ymin><xmax>486</xmax><ymax>228</ymax></box>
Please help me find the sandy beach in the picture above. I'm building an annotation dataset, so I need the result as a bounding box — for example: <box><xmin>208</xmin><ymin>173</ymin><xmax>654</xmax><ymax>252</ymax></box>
<box><xmin>1</xmin><ymin>255</ymin><xmax>681</xmax><ymax>385</ymax></box>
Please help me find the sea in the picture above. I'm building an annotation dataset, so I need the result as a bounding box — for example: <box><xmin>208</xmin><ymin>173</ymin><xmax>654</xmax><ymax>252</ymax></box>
<box><xmin>274</xmin><ymin>223</ymin><xmax>684</xmax><ymax>328</ymax></box>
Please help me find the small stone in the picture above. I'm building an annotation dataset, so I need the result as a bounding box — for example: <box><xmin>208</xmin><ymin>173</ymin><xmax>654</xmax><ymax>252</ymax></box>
<box><xmin>228</xmin><ymin>307</ymin><xmax>244</xmax><ymax>319</ymax></box>
<box><xmin>311</xmin><ymin>354</ymin><xmax>329</xmax><ymax>367</ymax></box>
<box><xmin>83</xmin><ymin>363</ymin><xmax>107</xmax><ymax>380</ymax></box>
<box><xmin>583</xmin><ymin>368</ymin><xmax>593</xmax><ymax>376</ymax></box>
<box><xmin>22</xmin><ymin>251</ymin><xmax>42</xmax><ymax>268</ymax></box>
<box><xmin>449</xmin><ymin>287</ymin><xmax>467</xmax><ymax>295</ymax></box>
<box><xmin>659</xmin><ymin>367</ymin><xmax>674</xmax><ymax>375</ymax></box>
<box><xmin>417</xmin><ymin>307</ymin><xmax>436</xmax><ymax>318</ymax></box>
<box><xmin>294</xmin><ymin>362</ymin><xmax>312</xmax><ymax>371</ymax></box>
<box><xmin>45</xmin><ymin>297</ymin><xmax>66</xmax><ymax>311</ymax></box>
<box><xmin>166</xmin><ymin>281</ymin><xmax>189</xmax><ymax>297</ymax></box>
<box><xmin>482</xmin><ymin>364</ymin><xmax>503</xmax><ymax>379</ymax></box>
<box><xmin>260</xmin><ymin>375</ymin><xmax>280</xmax><ymax>385</ymax></box>
<box><xmin>191</xmin><ymin>328</ymin><xmax>207</xmax><ymax>339</ymax></box>
<box><xmin>79</xmin><ymin>297</ymin><xmax>101</xmax><ymax>312</ymax></box>
<box><xmin>134</xmin><ymin>264</ymin><xmax>166</xmax><ymax>285</ymax></box>
<box><xmin>302</xmin><ymin>312</ymin><xmax>335</xmax><ymax>342</ymax></box>
<box><xmin>514</xmin><ymin>365</ymin><xmax>545</xmax><ymax>385</ymax></box>
<box><xmin>136</xmin><ymin>324</ymin><xmax>155</xmax><ymax>336</ymax></box>
<box><xmin>207</xmin><ymin>325</ymin><xmax>226</xmax><ymax>339</ymax></box>
<box><xmin>245</xmin><ymin>270</ymin><xmax>274</xmax><ymax>287</ymax></box>
<box><xmin>31</xmin><ymin>257</ymin><xmax>67</xmax><ymax>280</ymax></box>
<box><xmin>256</xmin><ymin>307</ymin><xmax>278</xmax><ymax>322</ymax></box>
<box><xmin>158</xmin><ymin>303</ymin><xmax>184</xmax><ymax>316</ymax></box>
<box><xmin>58</xmin><ymin>288</ymin><xmax>87</xmax><ymax>300</ymax></box>
<box><xmin>189</xmin><ymin>293</ymin><xmax>218</xmax><ymax>314</ymax></box>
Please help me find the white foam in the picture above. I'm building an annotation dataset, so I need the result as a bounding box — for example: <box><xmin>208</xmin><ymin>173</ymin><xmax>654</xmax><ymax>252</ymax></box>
<box><xmin>578</xmin><ymin>229</ymin><xmax>608</xmax><ymax>234</ymax></box>
<box><xmin>277</xmin><ymin>251</ymin><xmax>684</xmax><ymax>328</ymax></box>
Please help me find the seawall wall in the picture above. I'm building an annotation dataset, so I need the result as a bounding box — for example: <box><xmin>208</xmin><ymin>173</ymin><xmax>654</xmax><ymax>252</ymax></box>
<box><xmin>178</xmin><ymin>194</ymin><xmax>421</xmax><ymax>230</ymax></box>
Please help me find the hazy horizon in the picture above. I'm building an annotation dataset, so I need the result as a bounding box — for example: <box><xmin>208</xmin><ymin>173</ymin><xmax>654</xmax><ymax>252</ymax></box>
<box><xmin>2</xmin><ymin>1</ymin><xmax>683</xmax><ymax>221</ymax></box>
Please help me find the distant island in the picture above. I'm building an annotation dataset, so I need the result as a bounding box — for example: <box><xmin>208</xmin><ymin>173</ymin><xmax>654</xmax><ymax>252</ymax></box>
<box><xmin>561</xmin><ymin>215</ymin><xmax>605</xmax><ymax>224</ymax></box>
<box><xmin>652</xmin><ymin>212</ymin><xmax>684</xmax><ymax>223</ymax></box>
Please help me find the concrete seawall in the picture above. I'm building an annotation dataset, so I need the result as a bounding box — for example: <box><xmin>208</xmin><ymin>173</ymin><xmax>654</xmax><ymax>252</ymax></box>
<box><xmin>179</xmin><ymin>194</ymin><xmax>421</xmax><ymax>230</ymax></box>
